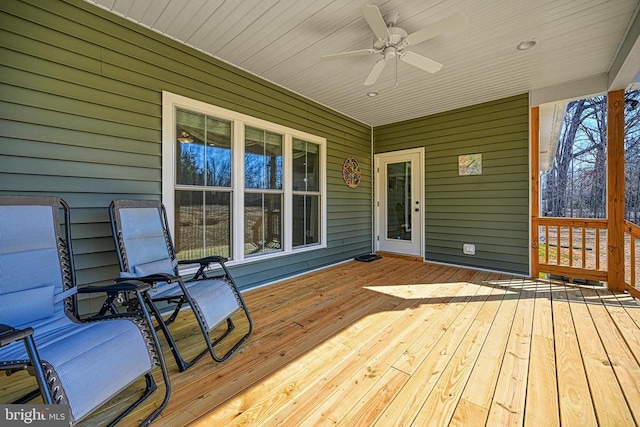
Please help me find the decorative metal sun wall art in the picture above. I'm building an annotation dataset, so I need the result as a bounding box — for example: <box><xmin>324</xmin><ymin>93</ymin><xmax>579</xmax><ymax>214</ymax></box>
<box><xmin>342</xmin><ymin>157</ymin><xmax>361</xmax><ymax>188</ymax></box>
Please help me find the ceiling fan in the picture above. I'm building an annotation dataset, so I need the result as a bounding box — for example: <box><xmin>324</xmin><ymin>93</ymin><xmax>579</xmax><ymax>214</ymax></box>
<box><xmin>322</xmin><ymin>5</ymin><xmax>467</xmax><ymax>86</ymax></box>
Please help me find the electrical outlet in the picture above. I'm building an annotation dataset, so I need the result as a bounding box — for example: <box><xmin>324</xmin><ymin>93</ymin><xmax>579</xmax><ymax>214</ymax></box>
<box><xmin>463</xmin><ymin>243</ymin><xmax>475</xmax><ymax>255</ymax></box>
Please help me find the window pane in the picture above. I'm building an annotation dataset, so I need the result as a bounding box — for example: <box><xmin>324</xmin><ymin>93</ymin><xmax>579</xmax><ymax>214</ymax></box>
<box><xmin>204</xmin><ymin>191</ymin><xmax>231</xmax><ymax>258</ymax></box>
<box><xmin>205</xmin><ymin>116</ymin><xmax>232</xmax><ymax>187</ymax></box>
<box><xmin>293</xmin><ymin>195</ymin><xmax>320</xmax><ymax>247</ymax></box>
<box><xmin>176</xmin><ymin>109</ymin><xmax>232</xmax><ymax>187</ymax></box>
<box><xmin>293</xmin><ymin>139</ymin><xmax>319</xmax><ymax>192</ymax></box>
<box><xmin>244</xmin><ymin>192</ymin><xmax>282</xmax><ymax>255</ymax></box>
<box><xmin>245</xmin><ymin>126</ymin><xmax>283</xmax><ymax>189</ymax></box>
<box><xmin>175</xmin><ymin>190</ymin><xmax>231</xmax><ymax>260</ymax></box>
<box><xmin>176</xmin><ymin>110</ymin><xmax>205</xmax><ymax>186</ymax></box>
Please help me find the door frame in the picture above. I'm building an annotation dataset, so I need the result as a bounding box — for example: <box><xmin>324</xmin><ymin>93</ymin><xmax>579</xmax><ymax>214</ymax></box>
<box><xmin>374</xmin><ymin>147</ymin><xmax>425</xmax><ymax>258</ymax></box>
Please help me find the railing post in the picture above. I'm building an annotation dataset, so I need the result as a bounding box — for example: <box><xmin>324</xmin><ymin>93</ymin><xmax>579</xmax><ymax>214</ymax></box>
<box><xmin>607</xmin><ymin>89</ymin><xmax>625</xmax><ymax>292</ymax></box>
<box><xmin>531</xmin><ymin>106</ymin><xmax>540</xmax><ymax>279</ymax></box>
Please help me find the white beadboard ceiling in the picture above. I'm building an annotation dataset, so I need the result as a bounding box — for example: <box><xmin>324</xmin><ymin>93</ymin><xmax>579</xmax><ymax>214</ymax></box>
<box><xmin>86</xmin><ymin>0</ymin><xmax>640</xmax><ymax>127</ymax></box>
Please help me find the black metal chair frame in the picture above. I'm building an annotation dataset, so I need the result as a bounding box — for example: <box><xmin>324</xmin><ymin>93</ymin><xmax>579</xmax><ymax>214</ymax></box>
<box><xmin>0</xmin><ymin>197</ymin><xmax>171</xmax><ymax>427</ymax></box>
<box><xmin>109</xmin><ymin>200</ymin><xmax>253</xmax><ymax>372</ymax></box>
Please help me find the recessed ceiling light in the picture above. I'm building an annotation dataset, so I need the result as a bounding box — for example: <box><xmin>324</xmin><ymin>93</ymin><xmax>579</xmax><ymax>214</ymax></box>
<box><xmin>517</xmin><ymin>39</ymin><xmax>537</xmax><ymax>50</ymax></box>
<box><xmin>367</xmin><ymin>91</ymin><xmax>379</xmax><ymax>97</ymax></box>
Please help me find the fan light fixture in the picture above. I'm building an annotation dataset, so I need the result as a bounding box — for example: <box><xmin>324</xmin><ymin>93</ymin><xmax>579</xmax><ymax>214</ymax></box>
<box><xmin>516</xmin><ymin>39</ymin><xmax>537</xmax><ymax>50</ymax></box>
<box><xmin>177</xmin><ymin>131</ymin><xmax>194</xmax><ymax>143</ymax></box>
<box><xmin>322</xmin><ymin>5</ymin><xmax>467</xmax><ymax>86</ymax></box>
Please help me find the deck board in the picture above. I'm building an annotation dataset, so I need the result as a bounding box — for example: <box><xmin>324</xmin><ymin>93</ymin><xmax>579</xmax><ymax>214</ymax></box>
<box><xmin>486</xmin><ymin>278</ymin><xmax>535</xmax><ymax>427</ymax></box>
<box><xmin>2</xmin><ymin>257</ymin><xmax>639</xmax><ymax>426</ymax></box>
<box><xmin>568</xmin><ymin>287</ymin><xmax>634</xmax><ymax>425</ymax></box>
<box><xmin>524</xmin><ymin>282</ymin><xmax>560</xmax><ymax>427</ymax></box>
<box><xmin>553</xmin><ymin>285</ymin><xmax>598</xmax><ymax>427</ymax></box>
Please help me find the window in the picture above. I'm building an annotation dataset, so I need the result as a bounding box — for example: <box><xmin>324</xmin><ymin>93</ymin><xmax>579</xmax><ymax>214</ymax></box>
<box><xmin>292</xmin><ymin>138</ymin><xmax>320</xmax><ymax>247</ymax></box>
<box><xmin>174</xmin><ymin>109</ymin><xmax>232</xmax><ymax>260</ymax></box>
<box><xmin>244</xmin><ymin>126</ymin><xmax>283</xmax><ymax>256</ymax></box>
<box><xmin>162</xmin><ymin>91</ymin><xmax>326</xmax><ymax>267</ymax></box>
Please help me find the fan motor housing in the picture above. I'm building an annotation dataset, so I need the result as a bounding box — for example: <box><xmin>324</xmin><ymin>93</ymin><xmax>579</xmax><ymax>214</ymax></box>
<box><xmin>373</xmin><ymin>26</ymin><xmax>408</xmax><ymax>49</ymax></box>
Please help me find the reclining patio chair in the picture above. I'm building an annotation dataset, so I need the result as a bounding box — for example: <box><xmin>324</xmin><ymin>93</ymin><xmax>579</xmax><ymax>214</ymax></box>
<box><xmin>0</xmin><ymin>196</ymin><xmax>170</xmax><ymax>426</ymax></box>
<box><xmin>109</xmin><ymin>200</ymin><xmax>252</xmax><ymax>372</ymax></box>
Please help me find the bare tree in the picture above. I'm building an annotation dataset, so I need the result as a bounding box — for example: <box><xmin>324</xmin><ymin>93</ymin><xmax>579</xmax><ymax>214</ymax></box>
<box><xmin>541</xmin><ymin>90</ymin><xmax>640</xmax><ymax>224</ymax></box>
<box><xmin>543</xmin><ymin>99</ymin><xmax>587</xmax><ymax>216</ymax></box>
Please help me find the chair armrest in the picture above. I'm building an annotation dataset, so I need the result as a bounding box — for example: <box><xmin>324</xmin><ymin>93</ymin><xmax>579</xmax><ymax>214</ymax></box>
<box><xmin>78</xmin><ymin>280</ymin><xmax>153</xmax><ymax>294</ymax></box>
<box><xmin>115</xmin><ymin>273</ymin><xmax>180</xmax><ymax>284</ymax></box>
<box><xmin>0</xmin><ymin>324</ymin><xmax>34</xmax><ymax>348</ymax></box>
<box><xmin>178</xmin><ymin>255</ymin><xmax>228</xmax><ymax>267</ymax></box>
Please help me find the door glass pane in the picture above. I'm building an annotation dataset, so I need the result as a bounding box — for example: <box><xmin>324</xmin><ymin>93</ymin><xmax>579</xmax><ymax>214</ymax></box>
<box><xmin>386</xmin><ymin>161</ymin><xmax>412</xmax><ymax>241</ymax></box>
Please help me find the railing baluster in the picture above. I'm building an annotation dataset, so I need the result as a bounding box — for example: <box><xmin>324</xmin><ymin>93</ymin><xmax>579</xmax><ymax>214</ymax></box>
<box><xmin>596</xmin><ymin>229</ymin><xmax>600</xmax><ymax>271</ymax></box>
<box><xmin>569</xmin><ymin>226</ymin><xmax>573</xmax><ymax>267</ymax></box>
<box><xmin>545</xmin><ymin>226</ymin><xmax>549</xmax><ymax>265</ymax></box>
<box><xmin>631</xmin><ymin>235</ymin><xmax>636</xmax><ymax>287</ymax></box>
<box><xmin>623</xmin><ymin>221</ymin><xmax>640</xmax><ymax>293</ymax></box>
<box><xmin>537</xmin><ymin>218</ymin><xmax>608</xmax><ymax>282</ymax></box>
<box><xmin>581</xmin><ymin>227</ymin><xmax>586</xmax><ymax>269</ymax></box>
<box><xmin>556</xmin><ymin>225</ymin><xmax>561</xmax><ymax>265</ymax></box>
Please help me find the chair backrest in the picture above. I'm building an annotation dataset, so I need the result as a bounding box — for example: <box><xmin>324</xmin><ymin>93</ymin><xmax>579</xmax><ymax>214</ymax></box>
<box><xmin>0</xmin><ymin>196</ymin><xmax>76</xmax><ymax>333</ymax></box>
<box><xmin>110</xmin><ymin>200</ymin><xmax>178</xmax><ymax>279</ymax></box>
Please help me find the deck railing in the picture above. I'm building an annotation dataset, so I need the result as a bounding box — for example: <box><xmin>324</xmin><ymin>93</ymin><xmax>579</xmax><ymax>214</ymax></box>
<box><xmin>535</xmin><ymin>218</ymin><xmax>640</xmax><ymax>297</ymax></box>
<box><xmin>625</xmin><ymin>220</ymin><xmax>640</xmax><ymax>297</ymax></box>
<box><xmin>536</xmin><ymin>217</ymin><xmax>608</xmax><ymax>282</ymax></box>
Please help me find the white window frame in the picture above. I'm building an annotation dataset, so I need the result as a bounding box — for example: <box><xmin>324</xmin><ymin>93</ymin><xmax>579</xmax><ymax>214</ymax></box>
<box><xmin>162</xmin><ymin>91</ymin><xmax>327</xmax><ymax>271</ymax></box>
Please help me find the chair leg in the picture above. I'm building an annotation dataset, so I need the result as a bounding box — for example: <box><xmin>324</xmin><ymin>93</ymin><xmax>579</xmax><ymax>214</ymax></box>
<box><xmin>196</xmin><ymin>266</ymin><xmax>254</xmax><ymax>363</ymax></box>
<box><xmin>143</xmin><ymin>272</ymin><xmax>254</xmax><ymax>370</ymax></box>
<box><xmin>22</xmin><ymin>335</ymin><xmax>53</xmax><ymax>404</ymax></box>
<box><xmin>207</xmin><ymin>271</ymin><xmax>254</xmax><ymax>363</ymax></box>
<box><xmin>12</xmin><ymin>388</ymin><xmax>43</xmax><ymax>405</ymax></box>
<box><xmin>123</xmin><ymin>291</ymin><xmax>172</xmax><ymax>427</ymax></box>
<box><xmin>96</xmin><ymin>292</ymin><xmax>120</xmax><ymax>316</ymax></box>
<box><xmin>106</xmin><ymin>374</ymin><xmax>156</xmax><ymax>427</ymax></box>
<box><xmin>142</xmin><ymin>293</ymin><xmax>207</xmax><ymax>372</ymax></box>
<box><xmin>208</xmin><ymin>307</ymin><xmax>253</xmax><ymax>363</ymax></box>
<box><xmin>164</xmin><ymin>301</ymin><xmax>184</xmax><ymax>326</ymax></box>
<box><xmin>178</xmin><ymin>288</ymin><xmax>246</xmax><ymax>365</ymax></box>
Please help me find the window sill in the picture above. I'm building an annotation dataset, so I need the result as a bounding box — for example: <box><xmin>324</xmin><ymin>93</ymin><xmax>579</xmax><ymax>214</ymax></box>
<box><xmin>178</xmin><ymin>243</ymin><xmax>327</xmax><ymax>277</ymax></box>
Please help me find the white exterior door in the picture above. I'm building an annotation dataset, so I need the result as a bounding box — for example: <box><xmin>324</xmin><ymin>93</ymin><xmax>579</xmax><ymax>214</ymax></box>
<box><xmin>375</xmin><ymin>148</ymin><xmax>424</xmax><ymax>257</ymax></box>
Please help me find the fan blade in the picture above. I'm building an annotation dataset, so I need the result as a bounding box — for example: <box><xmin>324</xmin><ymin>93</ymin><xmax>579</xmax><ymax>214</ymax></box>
<box><xmin>364</xmin><ymin>58</ymin><xmax>386</xmax><ymax>86</ymax></box>
<box><xmin>404</xmin><ymin>12</ymin><xmax>467</xmax><ymax>46</ymax></box>
<box><xmin>360</xmin><ymin>5</ymin><xmax>391</xmax><ymax>42</ymax></box>
<box><xmin>400</xmin><ymin>51</ymin><xmax>442</xmax><ymax>73</ymax></box>
<box><xmin>322</xmin><ymin>49</ymin><xmax>378</xmax><ymax>60</ymax></box>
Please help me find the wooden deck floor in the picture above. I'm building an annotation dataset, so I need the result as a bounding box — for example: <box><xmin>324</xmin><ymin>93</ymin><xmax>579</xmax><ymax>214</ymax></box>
<box><xmin>3</xmin><ymin>257</ymin><xmax>640</xmax><ymax>426</ymax></box>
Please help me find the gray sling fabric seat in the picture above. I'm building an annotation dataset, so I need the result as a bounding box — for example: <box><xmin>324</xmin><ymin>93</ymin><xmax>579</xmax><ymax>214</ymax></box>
<box><xmin>109</xmin><ymin>199</ymin><xmax>252</xmax><ymax>372</ymax></box>
<box><xmin>0</xmin><ymin>196</ymin><xmax>170</xmax><ymax>426</ymax></box>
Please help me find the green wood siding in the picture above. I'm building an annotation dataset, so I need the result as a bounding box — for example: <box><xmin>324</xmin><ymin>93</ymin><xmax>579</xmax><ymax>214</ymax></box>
<box><xmin>374</xmin><ymin>94</ymin><xmax>530</xmax><ymax>274</ymax></box>
<box><xmin>0</xmin><ymin>0</ymin><xmax>372</xmax><ymax>293</ymax></box>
